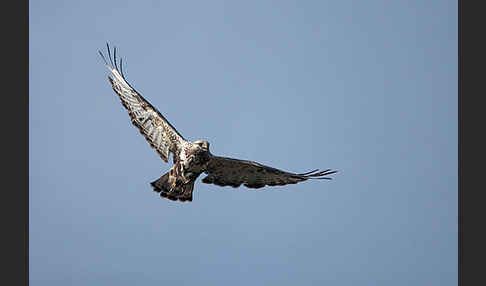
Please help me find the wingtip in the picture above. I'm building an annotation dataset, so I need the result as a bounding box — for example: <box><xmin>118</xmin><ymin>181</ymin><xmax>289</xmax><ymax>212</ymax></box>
<box><xmin>300</xmin><ymin>168</ymin><xmax>338</xmax><ymax>180</ymax></box>
<box><xmin>106</xmin><ymin>42</ymin><xmax>114</xmax><ymax>68</ymax></box>
<box><xmin>114</xmin><ymin>46</ymin><xmax>119</xmax><ymax>70</ymax></box>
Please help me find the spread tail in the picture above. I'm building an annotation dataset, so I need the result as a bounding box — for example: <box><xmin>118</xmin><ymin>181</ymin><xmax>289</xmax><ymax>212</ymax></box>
<box><xmin>150</xmin><ymin>171</ymin><xmax>195</xmax><ymax>202</ymax></box>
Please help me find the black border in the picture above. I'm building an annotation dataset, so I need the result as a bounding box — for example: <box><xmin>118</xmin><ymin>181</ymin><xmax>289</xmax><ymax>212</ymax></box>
<box><xmin>458</xmin><ymin>1</ymin><xmax>462</xmax><ymax>284</ymax></box>
<box><xmin>459</xmin><ymin>0</ymin><xmax>484</xmax><ymax>285</ymax></box>
<box><xmin>4</xmin><ymin>0</ymin><xmax>28</xmax><ymax>285</ymax></box>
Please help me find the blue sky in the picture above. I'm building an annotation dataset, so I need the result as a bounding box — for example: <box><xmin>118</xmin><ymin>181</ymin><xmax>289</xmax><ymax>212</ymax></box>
<box><xmin>30</xmin><ymin>1</ymin><xmax>457</xmax><ymax>285</ymax></box>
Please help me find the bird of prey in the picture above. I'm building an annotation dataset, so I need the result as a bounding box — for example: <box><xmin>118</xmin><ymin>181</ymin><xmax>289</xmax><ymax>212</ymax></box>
<box><xmin>99</xmin><ymin>44</ymin><xmax>337</xmax><ymax>202</ymax></box>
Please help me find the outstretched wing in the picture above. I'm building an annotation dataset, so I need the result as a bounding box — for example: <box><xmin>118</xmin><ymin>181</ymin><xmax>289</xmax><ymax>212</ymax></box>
<box><xmin>99</xmin><ymin>43</ymin><xmax>186</xmax><ymax>162</ymax></box>
<box><xmin>202</xmin><ymin>156</ymin><xmax>337</xmax><ymax>189</ymax></box>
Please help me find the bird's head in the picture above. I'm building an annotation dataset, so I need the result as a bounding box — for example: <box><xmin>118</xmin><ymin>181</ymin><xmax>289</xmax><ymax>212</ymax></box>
<box><xmin>193</xmin><ymin>139</ymin><xmax>210</xmax><ymax>152</ymax></box>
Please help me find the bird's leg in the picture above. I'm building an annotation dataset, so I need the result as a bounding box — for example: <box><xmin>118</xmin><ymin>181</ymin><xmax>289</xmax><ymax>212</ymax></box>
<box><xmin>178</xmin><ymin>161</ymin><xmax>194</xmax><ymax>185</ymax></box>
<box><xmin>167</xmin><ymin>164</ymin><xmax>185</xmax><ymax>195</ymax></box>
<box><xmin>182</xmin><ymin>173</ymin><xmax>194</xmax><ymax>184</ymax></box>
<box><xmin>168</xmin><ymin>167</ymin><xmax>180</xmax><ymax>191</ymax></box>
<box><xmin>171</xmin><ymin>178</ymin><xmax>178</xmax><ymax>190</ymax></box>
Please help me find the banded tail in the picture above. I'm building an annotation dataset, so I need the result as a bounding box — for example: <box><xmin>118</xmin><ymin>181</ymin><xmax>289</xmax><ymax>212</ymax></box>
<box><xmin>150</xmin><ymin>171</ymin><xmax>195</xmax><ymax>202</ymax></box>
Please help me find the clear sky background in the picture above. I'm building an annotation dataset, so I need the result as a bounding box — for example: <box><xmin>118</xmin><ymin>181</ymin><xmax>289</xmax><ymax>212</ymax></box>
<box><xmin>29</xmin><ymin>1</ymin><xmax>457</xmax><ymax>285</ymax></box>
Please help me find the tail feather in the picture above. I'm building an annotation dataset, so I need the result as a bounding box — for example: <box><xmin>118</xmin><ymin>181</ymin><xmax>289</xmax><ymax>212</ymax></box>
<box><xmin>150</xmin><ymin>172</ymin><xmax>195</xmax><ymax>202</ymax></box>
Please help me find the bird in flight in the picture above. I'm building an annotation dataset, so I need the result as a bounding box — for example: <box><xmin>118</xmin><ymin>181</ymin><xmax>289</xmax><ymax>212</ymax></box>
<box><xmin>99</xmin><ymin>43</ymin><xmax>337</xmax><ymax>202</ymax></box>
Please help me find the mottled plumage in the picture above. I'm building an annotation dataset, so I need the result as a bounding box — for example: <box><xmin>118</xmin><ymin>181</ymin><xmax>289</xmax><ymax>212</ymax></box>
<box><xmin>100</xmin><ymin>44</ymin><xmax>337</xmax><ymax>202</ymax></box>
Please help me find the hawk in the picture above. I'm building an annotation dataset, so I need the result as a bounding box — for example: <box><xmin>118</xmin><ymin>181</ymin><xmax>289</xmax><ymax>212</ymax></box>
<box><xmin>99</xmin><ymin>44</ymin><xmax>337</xmax><ymax>202</ymax></box>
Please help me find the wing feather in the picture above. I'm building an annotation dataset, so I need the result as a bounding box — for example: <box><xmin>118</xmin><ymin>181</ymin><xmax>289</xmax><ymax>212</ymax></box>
<box><xmin>203</xmin><ymin>156</ymin><xmax>337</xmax><ymax>189</ymax></box>
<box><xmin>100</xmin><ymin>43</ymin><xmax>186</xmax><ymax>162</ymax></box>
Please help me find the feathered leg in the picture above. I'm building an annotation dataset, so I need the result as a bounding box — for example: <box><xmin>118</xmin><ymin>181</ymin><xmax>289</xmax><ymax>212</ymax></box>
<box><xmin>150</xmin><ymin>167</ymin><xmax>195</xmax><ymax>202</ymax></box>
